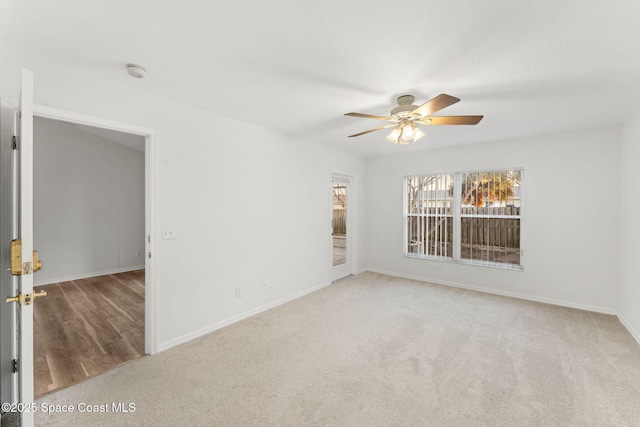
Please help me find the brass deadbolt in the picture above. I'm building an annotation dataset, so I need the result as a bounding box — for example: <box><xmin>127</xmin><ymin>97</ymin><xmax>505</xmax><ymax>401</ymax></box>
<box><xmin>10</xmin><ymin>239</ymin><xmax>42</xmax><ymax>275</ymax></box>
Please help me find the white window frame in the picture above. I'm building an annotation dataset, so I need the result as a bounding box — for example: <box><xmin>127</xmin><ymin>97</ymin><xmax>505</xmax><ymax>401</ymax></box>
<box><xmin>404</xmin><ymin>168</ymin><xmax>524</xmax><ymax>271</ymax></box>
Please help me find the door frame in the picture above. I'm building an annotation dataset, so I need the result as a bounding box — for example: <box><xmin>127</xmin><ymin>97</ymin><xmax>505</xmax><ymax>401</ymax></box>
<box><xmin>29</xmin><ymin>103</ymin><xmax>158</xmax><ymax>355</ymax></box>
<box><xmin>330</xmin><ymin>171</ymin><xmax>356</xmax><ymax>282</ymax></box>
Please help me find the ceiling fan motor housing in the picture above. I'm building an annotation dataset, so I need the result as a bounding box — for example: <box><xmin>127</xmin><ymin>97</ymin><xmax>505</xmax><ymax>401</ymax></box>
<box><xmin>391</xmin><ymin>95</ymin><xmax>420</xmax><ymax>118</ymax></box>
<box><xmin>397</xmin><ymin>95</ymin><xmax>415</xmax><ymax>105</ymax></box>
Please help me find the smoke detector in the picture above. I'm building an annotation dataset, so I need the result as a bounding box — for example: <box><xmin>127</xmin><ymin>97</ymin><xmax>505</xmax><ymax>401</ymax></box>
<box><xmin>126</xmin><ymin>64</ymin><xmax>146</xmax><ymax>79</ymax></box>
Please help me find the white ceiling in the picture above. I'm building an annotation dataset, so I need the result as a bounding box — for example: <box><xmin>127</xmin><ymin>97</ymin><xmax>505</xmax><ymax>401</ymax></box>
<box><xmin>2</xmin><ymin>0</ymin><xmax>640</xmax><ymax>157</ymax></box>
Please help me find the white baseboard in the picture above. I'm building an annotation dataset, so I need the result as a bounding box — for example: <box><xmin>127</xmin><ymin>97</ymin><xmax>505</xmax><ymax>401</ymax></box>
<box><xmin>157</xmin><ymin>279</ymin><xmax>333</xmax><ymax>353</ymax></box>
<box><xmin>157</xmin><ymin>269</ymin><xmax>639</xmax><ymax>354</ymax></box>
<box><xmin>35</xmin><ymin>265</ymin><xmax>145</xmax><ymax>286</ymax></box>
<box><xmin>364</xmin><ymin>268</ymin><xmax>618</xmax><ymax>316</ymax></box>
<box><xmin>617</xmin><ymin>314</ymin><xmax>640</xmax><ymax>347</ymax></box>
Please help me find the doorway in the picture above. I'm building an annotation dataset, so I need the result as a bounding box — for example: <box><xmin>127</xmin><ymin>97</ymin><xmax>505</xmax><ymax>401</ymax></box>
<box><xmin>32</xmin><ymin>117</ymin><xmax>146</xmax><ymax>397</ymax></box>
<box><xmin>331</xmin><ymin>173</ymin><xmax>354</xmax><ymax>282</ymax></box>
<box><xmin>0</xmin><ymin>97</ymin><xmax>157</xmax><ymax>415</ymax></box>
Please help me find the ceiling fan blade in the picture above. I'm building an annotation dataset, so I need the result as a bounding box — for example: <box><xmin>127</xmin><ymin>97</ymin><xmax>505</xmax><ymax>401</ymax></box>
<box><xmin>344</xmin><ymin>112</ymin><xmax>392</xmax><ymax>121</ymax></box>
<box><xmin>410</xmin><ymin>94</ymin><xmax>460</xmax><ymax>118</ymax></box>
<box><xmin>348</xmin><ymin>124</ymin><xmax>396</xmax><ymax>138</ymax></box>
<box><xmin>417</xmin><ymin>115</ymin><xmax>484</xmax><ymax>125</ymax></box>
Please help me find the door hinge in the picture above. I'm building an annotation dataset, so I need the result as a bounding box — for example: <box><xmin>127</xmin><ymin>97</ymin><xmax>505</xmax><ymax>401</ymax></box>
<box><xmin>12</xmin><ymin>135</ymin><xmax>18</xmax><ymax>150</ymax></box>
<box><xmin>148</xmin><ymin>252</ymin><xmax>151</xmax><ymax>259</ymax></box>
<box><xmin>12</xmin><ymin>359</ymin><xmax>18</xmax><ymax>373</ymax></box>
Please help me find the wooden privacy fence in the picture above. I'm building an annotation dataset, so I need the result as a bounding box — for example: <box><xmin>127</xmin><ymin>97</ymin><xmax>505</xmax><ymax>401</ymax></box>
<box><xmin>409</xmin><ymin>206</ymin><xmax>520</xmax><ymax>249</ymax></box>
<box><xmin>333</xmin><ymin>209</ymin><xmax>346</xmax><ymax>236</ymax></box>
<box><xmin>461</xmin><ymin>206</ymin><xmax>520</xmax><ymax>248</ymax></box>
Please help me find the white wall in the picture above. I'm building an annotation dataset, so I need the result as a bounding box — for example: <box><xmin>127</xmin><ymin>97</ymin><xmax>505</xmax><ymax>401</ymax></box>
<box><xmin>33</xmin><ymin>118</ymin><xmax>145</xmax><ymax>285</ymax></box>
<box><xmin>619</xmin><ymin>108</ymin><xmax>640</xmax><ymax>342</ymax></box>
<box><xmin>0</xmin><ymin>50</ymin><xmax>366</xmax><ymax>351</ymax></box>
<box><xmin>3</xmin><ymin>49</ymin><xmax>633</xmax><ymax>351</ymax></box>
<box><xmin>365</xmin><ymin>127</ymin><xmax>621</xmax><ymax>313</ymax></box>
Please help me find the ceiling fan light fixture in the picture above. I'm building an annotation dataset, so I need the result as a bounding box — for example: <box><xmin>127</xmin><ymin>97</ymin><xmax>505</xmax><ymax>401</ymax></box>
<box><xmin>388</xmin><ymin>122</ymin><xmax>424</xmax><ymax>144</ymax></box>
<box><xmin>397</xmin><ymin>134</ymin><xmax>412</xmax><ymax>145</ymax></box>
<box><xmin>401</xmin><ymin>122</ymin><xmax>415</xmax><ymax>140</ymax></box>
<box><xmin>386</xmin><ymin>127</ymin><xmax>401</xmax><ymax>143</ymax></box>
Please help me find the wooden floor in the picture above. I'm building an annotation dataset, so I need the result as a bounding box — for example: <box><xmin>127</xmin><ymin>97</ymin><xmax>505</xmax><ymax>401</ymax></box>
<box><xmin>33</xmin><ymin>270</ymin><xmax>145</xmax><ymax>398</ymax></box>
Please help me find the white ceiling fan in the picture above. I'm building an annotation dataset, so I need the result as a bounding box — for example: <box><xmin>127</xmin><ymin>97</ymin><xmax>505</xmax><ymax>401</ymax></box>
<box><xmin>345</xmin><ymin>94</ymin><xmax>483</xmax><ymax>144</ymax></box>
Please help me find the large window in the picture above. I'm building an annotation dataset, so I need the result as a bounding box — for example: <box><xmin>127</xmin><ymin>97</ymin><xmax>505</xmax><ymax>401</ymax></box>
<box><xmin>405</xmin><ymin>169</ymin><xmax>522</xmax><ymax>269</ymax></box>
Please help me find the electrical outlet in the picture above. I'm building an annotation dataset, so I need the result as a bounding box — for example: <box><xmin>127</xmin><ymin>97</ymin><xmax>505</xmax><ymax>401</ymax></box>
<box><xmin>161</xmin><ymin>227</ymin><xmax>176</xmax><ymax>240</ymax></box>
<box><xmin>136</xmin><ymin>251</ymin><xmax>142</xmax><ymax>257</ymax></box>
<box><xmin>235</xmin><ymin>288</ymin><xmax>241</xmax><ymax>298</ymax></box>
<box><xmin>262</xmin><ymin>279</ymin><xmax>268</xmax><ymax>289</ymax></box>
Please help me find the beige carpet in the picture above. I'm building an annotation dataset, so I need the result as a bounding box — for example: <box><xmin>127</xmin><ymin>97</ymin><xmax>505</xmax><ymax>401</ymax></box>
<box><xmin>35</xmin><ymin>272</ymin><xmax>640</xmax><ymax>426</ymax></box>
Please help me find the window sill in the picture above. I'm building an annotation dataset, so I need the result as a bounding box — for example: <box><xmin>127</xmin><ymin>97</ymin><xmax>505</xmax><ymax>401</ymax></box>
<box><xmin>404</xmin><ymin>253</ymin><xmax>524</xmax><ymax>271</ymax></box>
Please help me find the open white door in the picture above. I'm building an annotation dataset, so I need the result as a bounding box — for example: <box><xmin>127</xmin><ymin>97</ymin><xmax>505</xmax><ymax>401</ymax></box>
<box><xmin>0</xmin><ymin>96</ymin><xmax>18</xmax><ymax>422</ymax></box>
<box><xmin>1</xmin><ymin>69</ymin><xmax>38</xmax><ymax>427</ymax></box>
